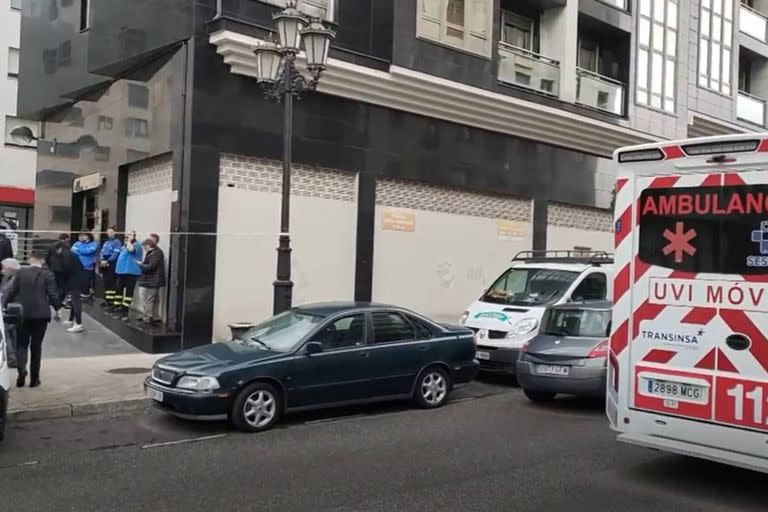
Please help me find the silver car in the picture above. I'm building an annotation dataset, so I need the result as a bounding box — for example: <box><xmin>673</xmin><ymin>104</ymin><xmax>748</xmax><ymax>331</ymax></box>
<box><xmin>516</xmin><ymin>301</ymin><xmax>610</xmax><ymax>402</ymax></box>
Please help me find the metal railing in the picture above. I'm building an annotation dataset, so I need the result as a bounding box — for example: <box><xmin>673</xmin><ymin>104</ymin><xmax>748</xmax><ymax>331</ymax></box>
<box><xmin>740</xmin><ymin>3</ymin><xmax>768</xmax><ymax>43</ymax></box>
<box><xmin>576</xmin><ymin>68</ymin><xmax>626</xmax><ymax>116</ymax></box>
<box><xmin>498</xmin><ymin>42</ymin><xmax>560</xmax><ymax>97</ymax></box>
<box><xmin>737</xmin><ymin>90</ymin><xmax>767</xmax><ymax>126</ymax></box>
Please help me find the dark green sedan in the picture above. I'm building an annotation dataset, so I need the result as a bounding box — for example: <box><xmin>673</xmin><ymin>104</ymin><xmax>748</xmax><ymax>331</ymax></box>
<box><xmin>144</xmin><ymin>302</ymin><xmax>479</xmax><ymax>432</ymax></box>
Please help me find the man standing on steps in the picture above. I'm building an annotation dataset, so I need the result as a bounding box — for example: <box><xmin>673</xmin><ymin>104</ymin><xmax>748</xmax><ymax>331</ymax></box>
<box><xmin>7</xmin><ymin>250</ymin><xmax>61</xmax><ymax>388</ymax></box>
<box><xmin>99</xmin><ymin>226</ymin><xmax>122</xmax><ymax>308</ymax></box>
<box><xmin>138</xmin><ymin>237</ymin><xmax>165</xmax><ymax>324</ymax></box>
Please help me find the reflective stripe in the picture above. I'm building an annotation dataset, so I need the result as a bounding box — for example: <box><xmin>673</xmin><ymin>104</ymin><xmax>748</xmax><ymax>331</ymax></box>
<box><xmin>122</xmin><ymin>298</ymin><xmax>133</xmax><ymax>307</ymax></box>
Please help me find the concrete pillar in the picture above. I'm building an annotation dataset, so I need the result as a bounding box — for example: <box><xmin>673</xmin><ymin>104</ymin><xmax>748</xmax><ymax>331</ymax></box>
<box><xmin>539</xmin><ymin>0</ymin><xmax>579</xmax><ymax>103</ymax></box>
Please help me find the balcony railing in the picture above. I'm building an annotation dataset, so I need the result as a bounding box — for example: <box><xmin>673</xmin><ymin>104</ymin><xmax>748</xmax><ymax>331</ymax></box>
<box><xmin>737</xmin><ymin>90</ymin><xmax>766</xmax><ymax>126</ymax></box>
<box><xmin>498</xmin><ymin>42</ymin><xmax>560</xmax><ymax>97</ymax></box>
<box><xmin>740</xmin><ymin>3</ymin><xmax>768</xmax><ymax>43</ymax></box>
<box><xmin>576</xmin><ymin>68</ymin><xmax>626</xmax><ymax>116</ymax></box>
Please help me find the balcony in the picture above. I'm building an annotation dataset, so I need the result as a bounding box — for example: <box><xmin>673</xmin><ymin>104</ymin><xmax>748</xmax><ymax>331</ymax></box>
<box><xmin>576</xmin><ymin>68</ymin><xmax>626</xmax><ymax>116</ymax></box>
<box><xmin>498</xmin><ymin>42</ymin><xmax>560</xmax><ymax>97</ymax></box>
<box><xmin>737</xmin><ymin>90</ymin><xmax>766</xmax><ymax>125</ymax></box>
<box><xmin>740</xmin><ymin>4</ymin><xmax>768</xmax><ymax>44</ymax></box>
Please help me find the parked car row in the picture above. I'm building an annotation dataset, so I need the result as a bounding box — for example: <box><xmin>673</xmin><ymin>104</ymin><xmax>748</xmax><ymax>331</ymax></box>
<box><xmin>144</xmin><ymin>251</ymin><xmax>613</xmax><ymax>433</ymax></box>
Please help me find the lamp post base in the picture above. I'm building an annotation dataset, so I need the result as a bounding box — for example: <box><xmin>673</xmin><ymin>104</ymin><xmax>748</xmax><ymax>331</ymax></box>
<box><xmin>273</xmin><ymin>233</ymin><xmax>294</xmax><ymax>314</ymax></box>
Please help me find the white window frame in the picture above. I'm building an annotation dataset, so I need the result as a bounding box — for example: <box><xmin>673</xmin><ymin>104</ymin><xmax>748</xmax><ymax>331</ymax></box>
<box><xmin>416</xmin><ymin>0</ymin><xmax>493</xmax><ymax>59</ymax></box>
<box><xmin>7</xmin><ymin>47</ymin><xmax>19</xmax><ymax>78</ymax></box>
<box><xmin>698</xmin><ymin>0</ymin><xmax>733</xmax><ymax>95</ymax></box>
<box><xmin>636</xmin><ymin>0</ymin><xmax>678</xmax><ymax>114</ymax></box>
<box><xmin>500</xmin><ymin>11</ymin><xmax>534</xmax><ymax>51</ymax></box>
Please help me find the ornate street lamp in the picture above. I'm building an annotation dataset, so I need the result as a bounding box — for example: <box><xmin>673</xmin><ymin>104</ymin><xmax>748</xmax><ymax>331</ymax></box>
<box><xmin>253</xmin><ymin>0</ymin><xmax>336</xmax><ymax>314</ymax></box>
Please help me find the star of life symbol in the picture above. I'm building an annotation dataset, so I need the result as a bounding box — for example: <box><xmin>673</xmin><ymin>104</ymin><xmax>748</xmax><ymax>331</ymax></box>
<box><xmin>751</xmin><ymin>221</ymin><xmax>768</xmax><ymax>255</ymax></box>
<box><xmin>663</xmin><ymin>221</ymin><xmax>697</xmax><ymax>263</ymax></box>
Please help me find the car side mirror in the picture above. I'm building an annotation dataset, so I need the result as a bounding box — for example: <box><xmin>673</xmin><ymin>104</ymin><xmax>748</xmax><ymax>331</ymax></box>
<box><xmin>4</xmin><ymin>302</ymin><xmax>23</xmax><ymax>325</ymax></box>
<box><xmin>305</xmin><ymin>341</ymin><xmax>324</xmax><ymax>355</ymax></box>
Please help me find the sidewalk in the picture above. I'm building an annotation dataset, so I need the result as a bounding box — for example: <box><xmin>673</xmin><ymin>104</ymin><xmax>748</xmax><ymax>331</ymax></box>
<box><xmin>8</xmin><ymin>315</ymin><xmax>165</xmax><ymax>422</ymax></box>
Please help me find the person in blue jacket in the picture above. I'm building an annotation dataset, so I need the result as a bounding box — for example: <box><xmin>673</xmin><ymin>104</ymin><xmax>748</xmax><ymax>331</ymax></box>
<box><xmin>113</xmin><ymin>230</ymin><xmax>143</xmax><ymax>321</ymax></box>
<box><xmin>66</xmin><ymin>231</ymin><xmax>98</xmax><ymax>332</ymax></box>
<box><xmin>99</xmin><ymin>226</ymin><xmax>122</xmax><ymax>308</ymax></box>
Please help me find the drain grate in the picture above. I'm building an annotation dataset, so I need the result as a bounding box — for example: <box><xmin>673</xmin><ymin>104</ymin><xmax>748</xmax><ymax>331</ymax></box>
<box><xmin>106</xmin><ymin>367</ymin><xmax>152</xmax><ymax>375</ymax></box>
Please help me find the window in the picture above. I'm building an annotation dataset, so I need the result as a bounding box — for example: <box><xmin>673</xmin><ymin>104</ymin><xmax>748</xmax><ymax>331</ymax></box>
<box><xmin>94</xmin><ymin>146</ymin><xmax>110</xmax><ymax>162</ymax></box>
<box><xmin>260</xmin><ymin>0</ymin><xmax>329</xmax><ymax>19</ymax></box>
<box><xmin>43</xmin><ymin>49</ymin><xmax>57</xmax><ymax>74</ymax></box>
<box><xmin>58</xmin><ymin>41</ymin><xmax>72</xmax><ymax>67</ymax></box>
<box><xmin>699</xmin><ymin>0</ymin><xmax>732</xmax><ymax>94</ymax></box>
<box><xmin>240</xmin><ymin>310</ymin><xmax>326</xmax><ymax>352</ymax></box>
<box><xmin>501</xmin><ymin>11</ymin><xmax>534</xmax><ymax>50</ymax></box>
<box><xmin>124</xmin><ymin>118</ymin><xmax>149</xmax><ymax>138</ymax></box>
<box><xmin>4</xmin><ymin>117</ymin><xmax>38</xmax><ymax>148</ymax></box>
<box><xmin>544</xmin><ymin>309</ymin><xmax>612</xmax><ymax>338</ymax></box>
<box><xmin>417</xmin><ymin>0</ymin><xmax>492</xmax><ymax>57</ymax></box>
<box><xmin>49</xmin><ymin>206</ymin><xmax>71</xmax><ymax>224</ymax></box>
<box><xmin>482</xmin><ymin>268</ymin><xmax>579</xmax><ymax>306</ymax></box>
<box><xmin>636</xmin><ymin>0</ymin><xmax>678</xmax><ymax>112</ymax></box>
<box><xmin>128</xmin><ymin>84</ymin><xmax>149</xmax><ymax>109</ymax></box>
<box><xmin>407</xmin><ymin>316</ymin><xmax>434</xmax><ymax>339</ymax></box>
<box><xmin>372</xmin><ymin>312</ymin><xmax>416</xmax><ymax>344</ymax></box>
<box><xmin>97</xmin><ymin>115</ymin><xmax>113</xmax><ymax>130</ymax></box>
<box><xmin>10</xmin><ymin>0</ymin><xmax>21</xmax><ymax>10</ymax></box>
<box><xmin>80</xmin><ymin>0</ymin><xmax>90</xmax><ymax>31</ymax></box>
<box><xmin>571</xmin><ymin>273</ymin><xmax>607</xmax><ymax>301</ymax></box>
<box><xmin>311</xmin><ymin>314</ymin><xmax>366</xmax><ymax>350</ymax></box>
<box><xmin>578</xmin><ymin>40</ymin><xmax>599</xmax><ymax>73</ymax></box>
<box><xmin>7</xmin><ymin>48</ymin><xmax>19</xmax><ymax>77</ymax></box>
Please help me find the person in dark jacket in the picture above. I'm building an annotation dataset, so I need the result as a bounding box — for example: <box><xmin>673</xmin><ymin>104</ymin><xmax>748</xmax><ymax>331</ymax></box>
<box><xmin>138</xmin><ymin>238</ymin><xmax>165</xmax><ymax>324</ymax></box>
<box><xmin>46</xmin><ymin>234</ymin><xmax>74</xmax><ymax>319</ymax></box>
<box><xmin>0</xmin><ymin>231</ymin><xmax>14</xmax><ymax>262</ymax></box>
<box><xmin>7</xmin><ymin>251</ymin><xmax>61</xmax><ymax>388</ymax></box>
<box><xmin>99</xmin><ymin>226</ymin><xmax>122</xmax><ymax>308</ymax></box>
<box><xmin>46</xmin><ymin>233</ymin><xmax>69</xmax><ymax>267</ymax></box>
<box><xmin>113</xmin><ymin>230</ymin><xmax>143</xmax><ymax>320</ymax></box>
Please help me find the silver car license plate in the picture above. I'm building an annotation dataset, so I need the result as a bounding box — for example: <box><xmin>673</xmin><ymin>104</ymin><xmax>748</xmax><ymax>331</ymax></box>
<box><xmin>146</xmin><ymin>387</ymin><xmax>164</xmax><ymax>403</ymax></box>
<box><xmin>535</xmin><ymin>364</ymin><xmax>569</xmax><ymax>376</ymax></box>
<box><xmin>476</xmin><ymin>350</ymin><xmax>490</xmax><ymax>360</ymax></box>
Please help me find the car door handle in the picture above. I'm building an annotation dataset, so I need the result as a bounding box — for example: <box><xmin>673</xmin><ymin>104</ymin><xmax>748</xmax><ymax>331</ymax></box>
<box><xmin>360</xmin><ymin>352</ymin><xmax>370</xmax><ymax>358</ymax></box>
<box><xmin>726</xmin><ymin>334</ymin><xmax>750</xmax><ymax>351</ymax></box>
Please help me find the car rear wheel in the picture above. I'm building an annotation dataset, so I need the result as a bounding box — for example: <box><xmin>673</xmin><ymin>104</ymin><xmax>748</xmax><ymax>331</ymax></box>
<box><xmin>414</xmin><ymin>366</ymin><xmax>451</xmax><ymax>409</ymax></box>
<box><xmin>231</xmin><ymin>382</ymin><xmax>281</xmax><ymax>433</ymax></box>
<box><xmin>523</xmin><ymin>389</ymin><xmax>557</xmax><ymax>402</ymax></box>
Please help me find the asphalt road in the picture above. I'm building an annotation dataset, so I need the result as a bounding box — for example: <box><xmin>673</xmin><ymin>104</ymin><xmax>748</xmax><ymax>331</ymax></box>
<box><xmin>0</xmin><ymin>377</ymin><xmax>766</xmax><ymax>512</ymax></box>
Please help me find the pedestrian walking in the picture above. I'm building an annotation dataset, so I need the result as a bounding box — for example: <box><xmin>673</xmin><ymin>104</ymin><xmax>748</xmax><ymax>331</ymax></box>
<box><xmin>99</xmin><ymin>226</ymin><xmax>122</xmax><ymax>308</ymax></box>
<box><xmin>0</xmin><ymin>258</ymin><xmax>20</xmax><ymax>369</ymax></box>
<box><xmin>138</xmin><ymin>237</ymin><xmax>165</xmax><ymax>324</ymax></box>
<box><xmin>0</xmin><ymin>230</ymin><xmax>14</xmax><ymax>262</ymax></box>
<box><xmin>71</xmin><ymin>231</ymin><xmax>98</xmax><ymax>300</ymax></box>
<box><xmin>114</xmin><ymin>230</ymin><xmax>143</xmax><ymax>321</ymax></box>
<box><xmin>46</xmin><ymin>234</ymin><xmax>74</xmax><ymax>319</ymax></box>
<box><xmin>6</xmin><ymin>251</ymin><xmax>61</xmax><ymax>388</ymax></box>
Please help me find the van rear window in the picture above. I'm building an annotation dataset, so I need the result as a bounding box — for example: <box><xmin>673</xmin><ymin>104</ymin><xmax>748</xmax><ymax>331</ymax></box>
<box><xmin>639</xmin><ymin>184</ymin><xmax>768</xmax><ymax>274</ymax></box>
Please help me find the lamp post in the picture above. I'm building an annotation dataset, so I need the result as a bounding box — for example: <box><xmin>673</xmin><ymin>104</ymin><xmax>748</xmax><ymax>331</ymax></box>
<box><xmin>253</xmin><ymin>0</ymin><xmax>336</xmax><ymax>315</ymax></box>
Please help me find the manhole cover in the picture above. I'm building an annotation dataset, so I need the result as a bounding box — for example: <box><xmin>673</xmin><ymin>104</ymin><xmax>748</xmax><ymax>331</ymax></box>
<box><xmin>106</xmin><ymin>368</ymin><xmax>151</xmax><ymax>375</ymax></box>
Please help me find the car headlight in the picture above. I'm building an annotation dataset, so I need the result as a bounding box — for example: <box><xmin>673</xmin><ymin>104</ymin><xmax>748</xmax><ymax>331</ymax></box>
<box><xmin>176</xmin><ymin>376</ymin><xmax>220</xmax><ymax>392</ymax></box>
<box><xmin>459</xmin><ymin>311</ymin><xmax>469</xmax><ymax>326</ymax></box>
<box><xmin>508</xmin><ymin>318</ymin><xmax>538</xmax><ymax>337</ymax></box>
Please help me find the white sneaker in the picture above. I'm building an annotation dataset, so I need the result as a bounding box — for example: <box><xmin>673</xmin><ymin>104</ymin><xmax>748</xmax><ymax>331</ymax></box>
<box><xmin>62</xmin><ymin>320</ymin><xmax>74</xmax><ymax>327</ymax></box>
<box><xmin>67</xmin><ymin>324</ymin><xmax>84</xmax><ymax>333</ymax></box>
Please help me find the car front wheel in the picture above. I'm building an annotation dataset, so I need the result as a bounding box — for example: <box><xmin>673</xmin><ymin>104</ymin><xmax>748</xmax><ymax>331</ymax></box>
<box><xmin>523</xmin><ymin>389</ymin><xmax>557</xmax><ymax>402</ymax></box>
<box><xmin>231</xmin><ymin>382</ymin><xmax>282</xmax><ymax>433</ymax></box>
<box><xmin>414</xmin><ymin>366</ymin><xmax>451</xmax><ymax>409</ymax></box>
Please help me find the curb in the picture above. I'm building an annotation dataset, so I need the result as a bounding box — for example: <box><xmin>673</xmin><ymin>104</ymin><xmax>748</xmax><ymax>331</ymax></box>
<box><xmin>9</xmin><ymin>397</ymin><xmax>152</xmax><ymax>423</ymax></box>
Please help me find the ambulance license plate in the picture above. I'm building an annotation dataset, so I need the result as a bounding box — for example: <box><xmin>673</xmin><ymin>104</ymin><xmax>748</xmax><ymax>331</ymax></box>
<box><xmin>646</xmin><ymin>378</ymin><xmax>704</xmax><ymax>401</ymax></box>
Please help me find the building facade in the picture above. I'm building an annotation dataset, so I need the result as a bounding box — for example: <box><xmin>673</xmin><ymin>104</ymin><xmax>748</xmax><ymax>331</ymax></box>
<box><xmin>17</xmin><ymin>0</ymin><xmax>762</xmax><ymax>350</ymax></box>
<box><xmin>1</xmin><ymin>0</ymin><xmax>37</xmax><ymax>249</ymax></box>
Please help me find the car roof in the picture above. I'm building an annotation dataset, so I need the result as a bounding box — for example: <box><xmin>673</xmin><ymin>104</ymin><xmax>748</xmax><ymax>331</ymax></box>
<box><xmin>294</xmin><ymin>301</ymin><xmax>401</xmax><ymax>317</ymax></box>
<box><xmin>549</xmin><ymin>300</ymin><xmax>613</xmax><ymax>311</ymax></box>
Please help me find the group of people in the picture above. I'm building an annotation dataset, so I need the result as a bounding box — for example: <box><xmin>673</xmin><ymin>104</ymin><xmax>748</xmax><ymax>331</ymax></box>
<box><xmin>0</xmin><ymin>229</ymin><xmax>166</xmax><ymax>388</ymax></box>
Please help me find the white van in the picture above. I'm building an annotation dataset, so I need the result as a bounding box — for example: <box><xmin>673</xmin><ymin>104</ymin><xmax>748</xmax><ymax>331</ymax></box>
<box><xmin>461</xmin><ymin>251</ymin><xmax>614</xmax><ymax>375</ymax></box>
<box><xmin>0</xmin><ymin>304</ymin><xmax>10</xmax><ymax>441</ymax></box>
<box><xmin>609</xmin><ymin>134</ymin><xmax>768</xmax><ymax>473</ymax></box>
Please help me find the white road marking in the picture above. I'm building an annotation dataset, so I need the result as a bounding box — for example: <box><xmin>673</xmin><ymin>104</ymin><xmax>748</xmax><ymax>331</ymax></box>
<box><xmin>141</xmin><ymin>434</ymin><xmax>227</xmax><ymax>449</ymax></box>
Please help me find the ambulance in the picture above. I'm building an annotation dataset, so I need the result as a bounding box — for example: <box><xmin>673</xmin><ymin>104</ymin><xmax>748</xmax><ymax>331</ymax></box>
<box><xmin>609</xmin><ymin>133</ymin><xmax>768</xmax><ymax>473</ymax></box>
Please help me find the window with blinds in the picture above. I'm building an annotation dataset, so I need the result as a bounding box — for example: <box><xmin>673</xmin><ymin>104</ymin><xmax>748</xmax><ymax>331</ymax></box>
<box><xmin>417</xmin><ymin>0</ymin><xmax>493</xmax><ymax>58</ymax></box>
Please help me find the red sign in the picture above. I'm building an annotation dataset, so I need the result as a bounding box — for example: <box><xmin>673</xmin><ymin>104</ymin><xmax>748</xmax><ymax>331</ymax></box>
<box><xmin>714</xmin><ymin>376</ymin><xmax>768</xmax><ymax>432</ymax></box>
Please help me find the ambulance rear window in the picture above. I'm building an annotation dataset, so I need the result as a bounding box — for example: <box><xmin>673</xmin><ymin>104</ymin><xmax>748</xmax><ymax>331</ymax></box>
<box><xmin>638</xmin><ymin>184</ymin><xmax>768</xmax><ymax>274</ymax></box>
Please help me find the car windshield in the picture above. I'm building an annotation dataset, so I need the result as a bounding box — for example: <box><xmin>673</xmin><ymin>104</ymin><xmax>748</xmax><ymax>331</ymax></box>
<box><xmin>544</xmin><ymin>309</ymin><xmax>611</xmax><ymax>337</ymax></box>
<box><xmin>481</xmin><ymin>268</ymin><xmax>579</xmax><ymax>306</ymax></box>
<box><xmin>238</xmin><ymin>311</ymin><xmax>325</xmax><ymax>352</ymax></box>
